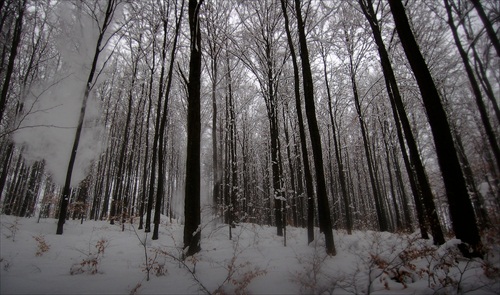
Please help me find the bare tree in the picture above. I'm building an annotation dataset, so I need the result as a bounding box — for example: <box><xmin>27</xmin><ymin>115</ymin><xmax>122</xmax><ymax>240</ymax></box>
<box><xmin>57</xmin><ymin>0</ymin><xmax>123</xmax><ymax>235</ymax></box>
<box><xmin>387</xmin><ymin>0</ymin><xmax>482</xmax><ymax>257</ymax></box>
<box><xmin>291</xmin><ymin>0</ymin><xmax>336</xmax><ymax>255</ymax></box>
<box><xmin>183</xmin><ymin>0</ymin><xmax>204</xmax><ymax>257</ymax></box>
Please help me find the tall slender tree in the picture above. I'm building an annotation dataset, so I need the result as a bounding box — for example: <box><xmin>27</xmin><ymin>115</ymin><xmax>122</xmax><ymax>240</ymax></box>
<box><xmin>280</xmin><ymin>0</ymin><xmax>315</xmax><ymax>242</ymax></box>
<box><xmin>57</xmin><ymin>0</ymin><xmax>121</xmax><ymax>235</ymax></box>
<box><xmin>319</xmin><ymin>43</ymin><xmax>352</xmax><ymax>235</ymax></box>
<box><xmin>292</xmin><ymin>0</ymin><xmax>336</xmax><ymax>255</ymax></box>
<box><xmin>358</xmin><ymin>0</ymin><xmax>445</xmax><ymax>245</ymax></box>
<box><xmin>468</xmin><ymin>0</ymin><xmax>500</xmax><ymax>57</ymax></box>
<box><xmin>183</xmin><ymin>0</ymin><xmax>204</xmax><ymax>257</ymax></box>
<box><xmin>0</xmin><ymin>0</ymin><xmax>26</xmax><ymax>126</ymax></box>
<box><xmin>444</xmin><ymin>0</ymin><xmax>500</xmax><ymax>172</ymax></box>
<box><xmin>153</xmin><ymin>0</ymin><xmax>184</xmax><ymax>241</ymax></box>
<box><xmin>387</xmin><ymin>0</ymin><xmax>482</xmax><ymax>256</ymax></box>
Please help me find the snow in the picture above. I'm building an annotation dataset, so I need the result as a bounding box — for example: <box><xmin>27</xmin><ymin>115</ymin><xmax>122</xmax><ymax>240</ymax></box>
<box><xmin>1</xmin><ymin>214</ymin><xmax>498</xmax><ymax>294</ymax></box>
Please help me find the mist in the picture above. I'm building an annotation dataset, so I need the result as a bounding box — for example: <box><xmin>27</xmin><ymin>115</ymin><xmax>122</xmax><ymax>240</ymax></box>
<box><xmin>13</xmin><ymin>1</ymin><xmax>108</xmax><ymax>187</ymax></box>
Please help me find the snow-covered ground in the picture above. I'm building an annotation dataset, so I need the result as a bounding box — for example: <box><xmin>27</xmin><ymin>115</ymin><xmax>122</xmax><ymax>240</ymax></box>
<box><xmin>1</xmin><ymin>214</ymin><xmax>499</xmax><ymax>294</ymax></box>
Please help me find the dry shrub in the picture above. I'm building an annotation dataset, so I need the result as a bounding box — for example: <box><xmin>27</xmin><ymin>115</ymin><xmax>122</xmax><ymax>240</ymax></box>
<box><xmin>70</xmin><ymin>238</ymin><xmax>108</xmax><ymax>275</ymax></box>
<box><xmin>33</xmin><ymin>235</ymin><xmax>50</xmax><ymax>256</ymax></box>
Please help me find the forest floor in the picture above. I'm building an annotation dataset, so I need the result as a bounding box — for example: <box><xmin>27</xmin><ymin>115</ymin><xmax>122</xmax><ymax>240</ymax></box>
<box><xmin>1</xmin><ymin>214</ymin><xmax>499</xmax><ymax>294</ymax></box>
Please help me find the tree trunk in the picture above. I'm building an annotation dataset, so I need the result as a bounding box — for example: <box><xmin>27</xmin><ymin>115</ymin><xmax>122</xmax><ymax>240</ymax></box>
<box><xmin>293</xmin><ymin>0</ymin><xmax>336</xmax><ymax>255</ymax></box>
<box><xmin>146</xmin><ymin>14</ymin><xmax>170</xmax><ymax>233</ymax></box>
<box><xmin>347</xmin><ymin>49</ymin><xmax>387</xmax><ymax>232</ymax></box>
<box><xmin>0</xmin><ymin>142</ymin><xmax>13</xmax><ymax>201</ymax></box>
<box><xmin>391</xmin><ymin>145</ymin><xmax>413</xmax><ymax>232</ymax></box>
<box><xmin>320</xmin><ymin>45</ymin><xmax>352</xmax><ymax>235</ymax></box>
<box><xmin>468</xmin><ymin>0</ymin><xmax>500</xmax><ymax>57</ymax></box>
<box><xmin>444</xmin><ymin>0</ymin><xmax>500</xmax><ymax>171</ymax></box>
<box><xmin>282</xmin><ymin>106</ymin><xmax>297</xmax><ymax>227</ymax></box>
<box><xmin>183</xmin><ymin>0</ymin><xmax>203</xmax><ymax>257</ymax></box>
<box><xmin>57</xmin><ymin>0</ymin><xmax>117</xmax><ymax>235</ymax></box>
<box><xmin>280</xmin><ymin>0</ymin><xmax>315</xmax><ymax>244</ymax></box>
<box><xmin>359</xmin><ymin>0</ymin><xmax>445</xmax><ymax>244</ymax></box>
<box><xmin>387</xmin><ymin>0</ymin><xmax>482</xmax><ymax>256</ymax></box>
<box><xmin>153</xmin><ymin>0</ymin><xmax>184</xmax><ymax>240</ymax></box>
<box><xmin>138</xmin><ymin>74</ymin><xmax>154</xmax><ymax>230</ymax></box>
<box><xmin>110</xmin><ymin>63</ymin><xmax>137</xmax><ymax>225</ymax></box>
<box><xmin>0</xmin><ymin>0</ymin><xmax>26</xmax><ymax>125</ymax></box>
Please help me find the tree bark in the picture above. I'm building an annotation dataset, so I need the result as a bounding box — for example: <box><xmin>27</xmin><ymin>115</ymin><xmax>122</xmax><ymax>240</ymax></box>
<box><xmin>387</xmin><ymin>0</ymin><xmax>482</xmax><ymax>256</ymax></box>
<box><xmin>359</xmin><ymin>0</ymin><xmax>445</xmax><ymax>244</ymax></box>
<box><xmin>347</xmin><ymin>48</ymin><xmax>388</xmax><ymax>232</ymax></box>
<box><xmin>468</xmin><ymin>0</ymin><xmax>500</xmax><ymax>57</ymax></box>
<box><xmin>293</xmin><ymin>0</ymin><xmax>336</xmax><ymax>255</ymax></box>
<box><xmin>320</xmin><ymin>45</ymin><xmax>352</xmax><ymax>235</ymax></box>
<box><xmin>183</xmin><ymin>0</ymin><xmax>203</xmax><ymax>257</ymax></box>
<box><xmin>0</xmin><ymin>0</ymin><xmax>26</xmax><ymax>125</ymax></box>
<box><xmin>444</xmin><ymin>0</ymin><xmax>500</xmax><ymax>171</ymax></box>
<box><xmin>280</xmin><ymin>0</ymin><xmax>315</xmax><ymax>244</ymax></box>
<box><xmin>57</xmin><ymin>0</ymin><xmax>117</xmax><ymax>235</ymax></box>
<box><xmin>0</xmin><ymin>142</ymin><xmax>13</xmax><ymax>201</ymax></box>
<box><xmin>153</xmin><ymin>0</ymin><xmax>184</xmax><ymax>240</ymax></box>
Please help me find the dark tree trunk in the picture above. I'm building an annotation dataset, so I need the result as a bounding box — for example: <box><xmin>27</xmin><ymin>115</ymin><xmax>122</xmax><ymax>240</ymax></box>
<box><xmin>262</xmin><ymin>38</ymin><xmax>284</xmax><ymax>236</ymax></box>
<box><xmin>99</xmin><ymin>137</ymin><xmax>116</xmax><ymax>221</ymax></box>
<box><xmin>126</xmin><ymin>84</ymin><xmax>146</xmax><ymax>222</ymax></box>
<box><xmin>183</xmin><ymin>0</ymin><xmax>203</xmax><ymax>257</ymax></box>
<box><xmin>146</xmin><ymin>14</ymin><xmax>170</xmax><ymax>233</ymax></box>
<box><xmin>388</xmin><ymin>0</ymin><xmax>482</xmax><ymax>256</ymax></box>
<box><xmin>359</xmin><ymin>0</ymin><xmax>445</xmax><ymax>244</ymax></box>
<box><xmin>444</xmin><ymin>0</ymin><xmax>500</xmax><ymax>171</ymax></box>
<box><xmin>320</xmin><ymin>45</ymin><xmax>352</xmax><ymax>235</ymax></box>
<box><xmin>212</xmin><ymin>62</ymin><xmax>220</xmax><ymax>214</ymax></box>
<box><xmin>223</xmin><ymin>105</ymin><xmax>230</xmax><ymax>226</ymax></box>
<box><xmin>0</xmin><ymin>0</ymin><xmax>26</xmax><ymax>125</ymax></box>
<box><xmin>97</xmin><ymin>84</ymin><xmax>118</xmax><ymax>221</ymax></box>
<box><xmin>347</xmin><ymin>50</ymin><xmax>387</xmax><ymax>232</ymax></box>
<box><xmin>19</xmin><ymin>161</ymin><xmax>44</xmax><ymax>217</ymax></box>
<box><xmin>280</xmin><ymin>0</ymin><xmax>315</xmax><ymax>244</ymax></box>
<box><xmin>90</xmin><ymin>152</ymin><xmax>105</xmax><ymax>220</ymax></box>
<box><xmin>57</xmin><ymin>0</ymin><xmax>117</xmax><ymax>235</ymax></box>
<box><xmin>380</xmin><ymin>120</ymin><xmax>403</xmax><ymax>231</ymax></box>
<box><xmin>228</xmin><ymin>56</ymin><xmax>238</xmax><ymax>230</ymax></box>
<box><xmin>293</xmin><ymin>136</ymin><xmax>306</xmax><ymax>228</ymax></box>
<box><xmin>110</xmin><ymin>62</ymin><xmax>137</xmax><ymax>225</ymax></box>
<box><xmin>153</xmin><ymin>0</ymin><xmax>183</xmax><ymax>240</ymax></box>
<box><xmin>391</xmin><ymin>145</ymin><xmax>413</xmax><ymax>232</ymax></box>
<box><xmin>282</xmin><ymin>106</ymin><xmax>297</xmax><ymax>227</ymax></box>
<box><xmin>0</xmin><ymin>142</ymin><xmax>13</xmax><ymax>201</ymax></box>
<box><xmin>10</xmin><ymin>161</ymin><xmax>27</xmax><ymax>216</ymax></box>
<box><xmin>469</xmin><ymin>0</ymin><xmax>500</xmax><ymax>57</ymax></box>
<box><xmin>206</xmin><ymin>9</ymin><xmax>221</xmax><ymax>214</ymax></box>
<box><xmin>293</xmin><ymin>0</ymin><xmax>336</xmax><ymax>255</ymax></box>
<box><xmin>453</xmin><ymin>127</ymin><xmax>490</xmax><ymax>228</ymax></box>
<box><xmin>139</xmin><ymin>76</ymin><xmax>154</xmax><ymax>230</ymax></box>
<box><xmin>224</xmin><ymin>51</ymin><xmax>238</xmax><ymax>234</ymax></box>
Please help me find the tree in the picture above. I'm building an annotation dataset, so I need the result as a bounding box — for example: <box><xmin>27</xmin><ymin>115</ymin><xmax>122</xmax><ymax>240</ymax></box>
<box><xmin>280</xmin><ymin>0</ymin><xmax>315</xmax><ymax>243</ymax></box>
<box><xmin>153</xmin><ymin>0</ymin><xmax>184</xmax><ymax>240</ymax></box>
<box><xmin>236</xmin><ymin>0</ymin><xmax>287</xmax><ymax>237</ymax></box>
<box><xmin>443</xmin><ymin>0</ymin><xmax>500</xmax><ymax>172</ymax></box>
<box><xmin>183</xmin><ymin>0</ymin><xmax>204</xmax><ymax>257</ymax></box>
<box><xmin>387</xmin><ymin>0</ymin><xmax>482</xmax><ymax>256</ymax></box>
<box><xmin>0</xmin><ymin>0</ymin><xmax>27</xmax><ymax>126</ymax></box>
<box><xmin>468</xmin><ymin>0</ymin><xmax>500</xmax><ymax>57</ymax></box>
<box><xmin>203</xmin><ymin>0</ymin><xmax>226</xmax><ymax>215</ymax></box>
<box><xmin>319</xmin><ymin>42</ymin><xmax>352</xmax><ymax>235</ymax></box>
<box><xmin>358</xmin><ymin>0</ymin><xmax>445</xmax><ymax>245</ymax></box>
<box><xmin>292</xmin><ymin>0</ymin><xmax>336</xmax><ymax>255</ymax></box>
<box><xmin>57</xmin><ymin>0</ymin><xmax>123</xmax><ymax>235</ymax></box>
<box><xmin>338</xmin><ymin>6</ymin><xmax>388</xmax><ymax>232</ymax></box>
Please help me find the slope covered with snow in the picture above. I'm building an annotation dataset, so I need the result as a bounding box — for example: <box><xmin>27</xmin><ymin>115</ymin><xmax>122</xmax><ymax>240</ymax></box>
<box><xmin>1</xmin><ymin>214</ymin><xmax>498</xmax><ymax>294</ymax></box>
